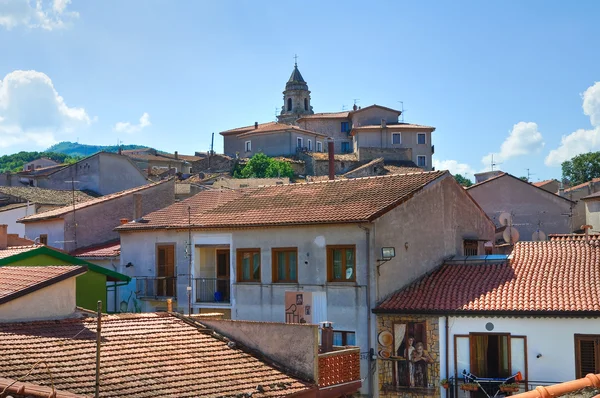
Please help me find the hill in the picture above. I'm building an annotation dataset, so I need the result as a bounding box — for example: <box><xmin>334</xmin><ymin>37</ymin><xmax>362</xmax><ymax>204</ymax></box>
<box><xmin>0</xmin><ymin>151</ymin><xmax>81</xmax><ymax>173</ymax></box>
<box><xmin>46</xmin><ymin>141</ymin><xmax>150</xmax><ymax>157</ymax></box>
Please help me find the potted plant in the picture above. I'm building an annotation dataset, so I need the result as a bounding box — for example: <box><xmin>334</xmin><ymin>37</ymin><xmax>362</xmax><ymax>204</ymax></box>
<box><xmin>441</xmin><ymin>379</ymin><xmax>449</xmax><ymax>389</ymax></box>
<box><xmin>499</xmin><ymin>383</ymin><xmax>520</xmax><ymax>393</ymax></box>
<box><xmin>461</xmin><ymin>383</ymin><xmax>479</xmax><ymax>391</ymax></box>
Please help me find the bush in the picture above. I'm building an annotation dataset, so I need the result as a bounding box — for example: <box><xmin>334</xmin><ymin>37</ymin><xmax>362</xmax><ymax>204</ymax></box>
<box><xmin>233</xmin><ymin>153</ymin><xmax>294</xmax><ymax>179</ymax></box>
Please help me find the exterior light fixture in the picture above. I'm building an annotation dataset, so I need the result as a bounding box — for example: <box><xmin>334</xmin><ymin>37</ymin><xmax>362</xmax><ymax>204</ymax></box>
<box><xmin>377</xmin><ymin>247</ymin><xmax>396</xmax><ymax>275</ymax></box>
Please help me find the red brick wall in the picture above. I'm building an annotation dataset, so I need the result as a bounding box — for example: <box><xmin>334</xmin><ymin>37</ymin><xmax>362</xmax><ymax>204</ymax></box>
<box><xmin>318</xmin><ymin>349</ymin><xmax>361</xmax><ymax>387</ymax></box>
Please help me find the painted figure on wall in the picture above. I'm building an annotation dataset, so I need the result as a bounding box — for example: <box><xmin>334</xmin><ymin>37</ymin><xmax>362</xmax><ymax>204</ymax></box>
<box><xmin>393</xmin><ymin>322</ymin><xmax>431</xmax><ymax>388</ymax></box>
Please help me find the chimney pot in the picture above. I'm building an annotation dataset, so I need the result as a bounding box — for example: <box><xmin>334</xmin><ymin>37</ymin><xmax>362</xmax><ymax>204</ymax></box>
<box><xmin>254</xmin><ymin>122</ymin><xmax>258</xmax><ymax>129</ymax></box>
<box><xmin>120</xmin><ymin>218</ymin><xmax>129</xmax><ymax>225</ymax></box>
<box><xmin>167</xmin><ymin>298</ymin><xmax>173</xmax><ymax>312</ymax></box>
<box><xmin>0</xmin><ymin>225</ymin><xmax>7</xmax><ymax>250</ymax></box>
<box><xmin>327</xmin><ymin>139</ymin><xmax>335</xmax><ymax>181</ymax></box>
<box><xmin>381</xmin><ymin>119</ymin><xmax>387</xmax><ymax>128</ymax></box>
<box><xmin>174</xmin><ymin>151</ymin><xmax>178</xmax><ymax>160</ymax></box>
<box><xmin>321</xmin><ymin>321</ymin><xmax>334</xmax><ymax>353</ymax></box>
<box><xmin>353</xmin><ymin>104</ymin><xmax>358</xmax><ymax>111</ymax></box>
<box><xmin>133</xmin><ymin>193</ymin><xmax>143</xmax><ymax>220</ymax></box>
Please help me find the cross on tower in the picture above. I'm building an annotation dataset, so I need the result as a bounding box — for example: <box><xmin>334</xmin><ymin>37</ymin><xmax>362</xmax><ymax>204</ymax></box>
<box><xmin>294</xmin><ymin>54</ymin><xmax>298</xmax><ymax>67</ymax></box>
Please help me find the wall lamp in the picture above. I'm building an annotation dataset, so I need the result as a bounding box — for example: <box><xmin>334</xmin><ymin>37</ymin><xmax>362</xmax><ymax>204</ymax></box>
<box><xmin>376</xmin><ymin>247</ymin><xmax>396</xmax><ymax>275</ymax></box>
<box><xmin>125</xmin><ymin>262</ymin><xmax>134</xmax><ymax>268</ymax></box>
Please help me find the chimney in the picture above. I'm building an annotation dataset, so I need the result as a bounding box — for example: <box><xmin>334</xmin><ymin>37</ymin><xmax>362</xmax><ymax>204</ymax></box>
<box><xmin>583</xmin><ymin>225</ymin><xmax>593</xmax><ymax>242</ymax></box>
<box><xmin>254</xmin><ymin>122</ymin><xmax>258</xmax><ymax>129</ymax></box>
<box><xmin>381</xmin><ymin>119</ymin><xmax>387</xmax><ymax>128</ymax></box>
<box><xmin>0</xmin><ymin>225</ymin><xmax>7</xmax><ymax>250</ymax></box>
<box><xmin>118</xmin><ymin>147</ymin><xmax>122</xmax><ymax>155</ymax></box>
<box><xmin>352</xmin><ymin>104</ymin><xmax>358</xmax><ymax>111</ymax></box>
<box><xmin>327</xmin><ymin>139</ymin><xmax>335</xmax><ymax>181</ymax></box>
<box><xmin>133</xmin><ymin>193</ymin><xmax>143</xmax><ymax>220</ymax></box>
<box><xmin>174</xmin><ymin>151</ymin><xmax>179</xmax><ymax>160</ymax></box>
<box><xmin>321</xmin><ymin>321</ymin><xmax>334</xmax><ymax>353</ymax></box>
<box><xmin>147</xmin><ymin>167</ymin><xmax>151</xmax><ymax>177</ymax></box>
<box><xmin>167</xmin><ymin>298</ymin><xmax>173</xmax><ymax>312</ymax></box>
<box><xmin>120</xmin><ymin>218</ymin><xmax>129</xmax><ymax>225</ymax></box>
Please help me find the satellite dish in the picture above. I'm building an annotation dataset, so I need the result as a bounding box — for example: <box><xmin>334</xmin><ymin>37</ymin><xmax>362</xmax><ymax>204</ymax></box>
<box><xmin>503</xmin><ymin>227</ymin><xmax>520</xmax><ymax>244</ymax></box>
<box><xmin>499</xmin><ymin>212</ymin><xmax>513</xmax><ymax>226</ymax></box>
<box><xmin>532</xmin><ymin>230</ymin><xmax>546</xmax><ymax>241</ymax></box>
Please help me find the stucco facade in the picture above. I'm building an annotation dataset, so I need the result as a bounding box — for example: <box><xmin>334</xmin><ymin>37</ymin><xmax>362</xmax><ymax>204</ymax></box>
<box><xmin>0</xmin><ymin>204</ymin><xmax>33</xmax><ymax>236</ymax></box>
<box><xmin>225</xmin><ymin>130</ymin><xmax>326</xmax><ymax>158</ymax></box>
<box><xmin>298</xmin><ymin>118</ymin><xmax>353</xmax><ymax>154</ymax></box>
<box><xmin>583</xmin><ymin>196</ymin><xmax>600</xmax><ymax>231</ymax></box>
<box><xmin>562</xmin><ymin>179</ymin><xmax>600</xmax><ymax>232</ymax></box>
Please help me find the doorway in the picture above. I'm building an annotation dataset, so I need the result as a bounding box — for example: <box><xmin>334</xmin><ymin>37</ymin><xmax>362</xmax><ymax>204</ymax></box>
<box><xmin>216</xmin><ymin>249</ymin><xmax>230</xmax><ymax>302</ymax></box>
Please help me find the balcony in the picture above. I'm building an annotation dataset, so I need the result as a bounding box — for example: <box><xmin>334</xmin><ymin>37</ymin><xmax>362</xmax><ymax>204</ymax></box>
<box><xmin>194</xmin><ymin>278</ymin><xmax>230</xmax><ymax>303</ymax></box>
<box><xmin>318</xmin><ymin>347</ymin><xmax>361</xmax><ymax>388</ymax></box>
<box><xmin>136</xmin><ymin>277</ymin><xmax>177</xmax><ymax>299</ymax></box>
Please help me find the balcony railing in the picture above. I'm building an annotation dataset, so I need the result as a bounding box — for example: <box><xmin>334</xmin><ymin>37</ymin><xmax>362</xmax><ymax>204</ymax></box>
<box><xmin>194</xmin><ymin>278</ymin><xmax>230</xmax><ymax>303</ymax></box>
<box><xmin>136</xmin><ymin>277</ymin><xmax>177</xmax><ymax>299</ymax></box>
<box><xmin>318</xmin><ymin>347</ymin><xmax>361</xmax><ymax>387</ymax></box>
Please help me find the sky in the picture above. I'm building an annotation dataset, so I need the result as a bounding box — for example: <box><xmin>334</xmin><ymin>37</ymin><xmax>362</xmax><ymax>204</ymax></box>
<box><xmin>1</xmin><ymin>0</ymin><xmax>600</xmax><ymax>182</ymax></box>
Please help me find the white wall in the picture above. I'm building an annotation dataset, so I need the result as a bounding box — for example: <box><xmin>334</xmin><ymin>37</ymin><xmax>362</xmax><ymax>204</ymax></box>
<box><xmin>0</xmin><ymin>277</ymin><xmax>77</xmax><ymax>322</ymax></box>
<box><xmin>447</xmin><ymin>316</ymin><xmax>600</xmax><ymax>384</ymax></box>
<box><xmin>24</xmin><ymin>219</ymin><xmax>64</xmax><ymax>249</ymax></box>
<box><xmin>0</xmin><ymin>204</ymin><xmax>34</xmax><ymax>236</ymax></box>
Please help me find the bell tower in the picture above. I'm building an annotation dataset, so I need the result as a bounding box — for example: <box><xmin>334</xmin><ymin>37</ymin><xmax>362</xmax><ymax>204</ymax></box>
<box><xmin>278</xmin><ymin>57</ymin><xmax>314</xmax><ymax>124</ymax></box>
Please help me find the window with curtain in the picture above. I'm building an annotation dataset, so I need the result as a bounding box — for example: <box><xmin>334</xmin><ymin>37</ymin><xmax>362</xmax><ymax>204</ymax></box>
<box><xmin>327</xmin><ymin>245</ymin><xmax>356</xmax><ymax>282</ymax></box>
<box><xmin>272</xmin><ymin>248</ymin><xmax>298</xmax><ymax>283</ymax></box>
<box><xmin>237</xmin><ymin>249</ymin><xmax>261</xmax><ymax>282</ymax></box>
<box><xmin>333</xmin><ymin>330</ymin><xmax>356</xmax><ymax>346</ymax></box>
<box><xmin>469</xmin><ymin>333</ymin><xmax>510</xmax><ymax>378</ymax></box>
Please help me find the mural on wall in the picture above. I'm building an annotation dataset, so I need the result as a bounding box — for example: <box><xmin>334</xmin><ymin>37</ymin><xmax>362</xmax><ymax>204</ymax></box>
<box><xmin>393</xmin><ymin>322</ymin><xmax>434</xmax><ymax>388</ymax></box>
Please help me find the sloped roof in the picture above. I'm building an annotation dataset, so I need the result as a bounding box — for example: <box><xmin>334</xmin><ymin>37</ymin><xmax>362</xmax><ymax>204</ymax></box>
<box><xmin>288</xmin><ymin>65</ymin><xmax>306</xmax><ymax>83</ymax></box>
<box><xmin>297</xmin><ymin>111</ymin><xmax>350</xmax><ymax>120</ymax></box>
<box><xmin>350</xmin><ymin>123</ymin><xmax>435</xmax><ymax>134</ymax></box>
<box><xmin>0</xmin><ymin>186</ymin><xmax>98</xmax><ymax>206</ymax></box>
<box><xmin>0</xmin><ymin>313</ymin><xmax>312</xmax><ymax>397</ymax></box>
<box><xmin>375</xmin><ymin>241</ymin><xmax>600</xmax><ymax>315</ymax></box>
<box><xmin>18</xmin><ymin>180</ymin><xmax>170</xmax><ymax>223</ymax></box>
<box><xmin>0</xmin><ymin>377</ymin><xmax>85</xmax><ymax>398</ymax></box>
<box><xmin>0</xmin><ymin>265</ymin><xmax>86</xmax><ymax>305</ymax></box>
<box><xmin>235</xmin><ymin>123</ymin><xmax>327</xmax><ymax>138</ymax></box>
<box><xmin>349</xmin><ymin>104</ymin><xmax>402</xmax><ymax>115</ymax></box>
<box><xmin>220</xmin><ymin>122</ymin><xmax>276</xmax><ymax>136</ymax></box>
<box><xmin>467</xmin><ymin>172</ymin><xmax>574</xmax><ymax>203</ymax></box>
<box><xmin>532</xmin><ymin>179</ymin><xmax>556</xmax><ymax>188</ymax></box>
<box><xmin>564</xmin><ymin>178</ymin><xmax>600</xmax><ymax>192</ymax></box>
<box><xmin>549</xmin><ymin>233</ymin><xmax>600</xmax><ymax>242</ymax></box>
<box><xmin>0</xmin><ymin>245</ymin><xmax>38</xmax><ymax>259</ymax></box>
<box><xmin>582</xmin><ymin>191</ymin><xmax>600</xmax><ymax>200</ymax></box>
<box><xmin>71</xmin><ymin>241</ymin><xmax>120</xmax><ymax>258</ymax></box>
<box><xmin>117</xmin><ymin>171</ymin><xmax>447</xmax><ymax>231</ymax></box>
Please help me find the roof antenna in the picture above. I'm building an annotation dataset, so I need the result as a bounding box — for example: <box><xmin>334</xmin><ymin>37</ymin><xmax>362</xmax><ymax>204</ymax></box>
<box><xmin>491</xmin><ymin>154</ymin><xmax>502</xmax><ymax>171</ymax></box>
<box><xmin>526</xmin><ymin>168</ymin><xmax>535</xmax><ymax>182</ymax></box>
<box><xmin>352</xmin><ymin>99</ymin><xmax>360</xmax><ymax>111</ymax></box>
<box><xmin>342</xmin><ymin>105</ymin><xmax>347</xmax><ymax>111</ymax></box>
<box><xmin>397</xmin><ymin>101</ymin><xmax>406</xmax><ymax>122</ymax></box>
<box><xmin>274</xmin><ymin>107</ymin><xmax>279</xmax><ymax>121</ymax></box>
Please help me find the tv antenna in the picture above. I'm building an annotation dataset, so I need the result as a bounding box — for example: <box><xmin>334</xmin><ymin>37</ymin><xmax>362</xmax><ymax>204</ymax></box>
<box><xmin>342</xmin><ymin>105</ymin><xmax>347</xmax><ymax>111</ymax></box>
<box><xmin>274</xmin><ymin>107</ymin><xmax>279</xmax><ymax>121</ymax></box>
<box><xmin>65</xmin><ymin>178</ymin><xmax>80</xmax><ymax>249</ymax></box>
<box><xmin>532</xmin><ymin>218</ymin><xmax>547</xmax><ymax>241</ymax></box>
<box><xmin>499</xmin><ymin>212</ymin><xmax>519</xmax><ymax>245</ymax></box>
<box><xmin>491</xmin><ymin>154</ymin><xmax>502</xmax><ymax>171</ymax></box>
<box><xmin>526</xmin><ymin>168</ymin><xmax>534</xmax><ymax>182</ymax></box>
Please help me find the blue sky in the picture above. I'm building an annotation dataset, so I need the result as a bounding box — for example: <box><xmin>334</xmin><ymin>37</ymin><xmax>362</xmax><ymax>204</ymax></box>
<box><xmin>1</xmin><ymin>0</ymin><xmax>600</xmax><ymax>182</ymax></box>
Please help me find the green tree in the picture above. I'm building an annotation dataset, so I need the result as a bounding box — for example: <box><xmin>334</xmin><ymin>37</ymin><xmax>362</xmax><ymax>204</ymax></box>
<box><xmin>453</xmin><ymin>173</ymin><xmax>473</xmax><ymax>187</ymax></box>
<box><xmin>233</xmin><ymin>153</ymin><xmax>295</xmax><ymax>179</ymax></box>
<box><xmin>562</xmin><ymin>151</ymin><xmax>600</xmax><ymax>186</ymax></box>
<box><xmin>519</xmin><ymin>176</ymin><xmax>528</xmax><ymax>181</ymax></box>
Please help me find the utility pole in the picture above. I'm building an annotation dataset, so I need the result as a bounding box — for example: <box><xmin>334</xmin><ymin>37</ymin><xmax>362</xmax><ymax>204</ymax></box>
<box><xmin>187</xmin><ymin>206</ymin><xmax>192</xmax><ymax>316</ymax></box>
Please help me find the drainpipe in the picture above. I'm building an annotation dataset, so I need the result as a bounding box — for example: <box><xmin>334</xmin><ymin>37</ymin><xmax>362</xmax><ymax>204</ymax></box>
<box><xmin>111</xmin><ymin>258</ymin><xmax>118</xmax><ymax>313</ymax></box>
<box><xmin>445</xmin><ymin>315</ymin><xmax>450</xmax><ymax>397</ymax></box>
<box><xmin>357</xmin><ymin>224</ymin><xmax>374</xmax><ymax>398</ymax></box>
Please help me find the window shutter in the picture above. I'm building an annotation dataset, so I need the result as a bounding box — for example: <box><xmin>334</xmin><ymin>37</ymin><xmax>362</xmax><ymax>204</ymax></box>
<box><xmin>577</xmin><ymin>337</ymin><xmax>598</xmax><ymax>377</ymax></box>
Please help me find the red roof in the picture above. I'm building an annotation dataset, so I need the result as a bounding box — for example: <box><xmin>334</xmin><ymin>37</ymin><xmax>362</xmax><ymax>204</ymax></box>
<box><xmin>117</xmin><ymin>171</ymin><xmax>447</xmax><ymax>231</ymax></box>
<box><xmin>0</xmin><ymin>245</ymin><xmax>38</xmax><ymax>259</ymax></box>
<box><xmin>0</xmin><ymin>266</ymin><xmax>86</xmax><ymax>304</ymax></box>
<box><xmin>375</xmin><ymin>241</ymin><xmax>600</xmax><ymax>314</ymax></box>
<box><xmin>532</xmin><ymin>179</ymin><xmax>556</xmax><ymax>187</ymax></box>
<box><xmin>0</xmin><ymin>313</ymin><xmax>312</xmax><ymax>397</ymax></box>
<box><xmin>71</xmin><ymin>241</ymin><xmax>120</xmax><ymax>258</ymax></box>
<box><xmin>549</xmin><ymin>233</ymin><xmax>600</xmax><ymax>242</ymax></box>
<box><xmin>564</xmin><ymin>178</ymin><xmax>600</xmax><ymax>192</ymax></box>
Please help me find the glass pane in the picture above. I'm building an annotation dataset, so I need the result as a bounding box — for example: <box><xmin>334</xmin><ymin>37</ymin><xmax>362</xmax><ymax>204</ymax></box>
<box><xmin>333</xmin><ymin>249</ymin><xmax>342</xmax><ymax>279</ymax></box>
<box><xmin>288</xmin><ymin>252</ymin><xmax>297</xmax><ymax>281</ymax></box>
<box><xmin>242</xmin><ymin>254</ymin><xmax>250</xmax><ymax>280</ymax></box>
<box><xmin>456</xmin><ymin>336</ymin><xmax>470</xmax><ymax>374</ymax></box>
<box><xmin>277</xmin><ymin>251</ymin><xmax>286</xmax><ymax>281</ymax></box>
<box><xmin>333</xmin><ymin>332</ymin><xmax>342</xmax><ymax>346</ymax></box>
<box><xmin>252</xmin><ymin>252</ymin><xmax>260</xmax><ymax>280</ymax></box>
<box><xmin>347</xmin><ymin>332</ymin><xmax>356</xmax><ymax>345</ymax></box>
<box><xmin>499</xmin><ymin>335</ymin><xmax>510</xmax><ymax>378</ymax></box>
<box><xmin>345</xmin><ymin>249</ymin><xmax>355</xmax><ymax>280</ymax></box>
<box><xmin>511</xmin><ymin>337</ymin><xmax>526</xmax><ymax>379</ymax></box>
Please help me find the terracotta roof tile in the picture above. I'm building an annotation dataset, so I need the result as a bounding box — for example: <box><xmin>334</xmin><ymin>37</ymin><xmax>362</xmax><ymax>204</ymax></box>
<box><xmin>549</xmin><ymin>233</ymin><xmax>600</xmax><ymax>242</ymax></box>
<box><xmin>351</xmin><ymin>122</ymin><xmax>435</xmax><ymax>132</ymax></box>
<box><xmin>0</xmin><ymin>245</ymin><xmax>39</xmax><ymax>259</ymax></box>
<box><xmin>71</xmin><ymin>242</ymin><xmax>120</xmax><ymax>258</ymax></box>
<box><xmin>0</xmin><ymin>186</ymin><xmax>97</xmax><ymax>206</ymax></box>
<box><xmin>0</xmin><ymin>313</ymin><xmax>311</xmax><ymax>397</ymax></box>
<box><xmin>532</xmin><ymin>179</ymin><xmax>556</xmax><ymax>187</ymax></box>
<box><xmin>117</xmin><ymin>171</ymin><xmax>447</xmax><ymax>231</ymax></box>
<box><xmin>564</xmin><ymin>178</ymin><xmax>600</xmax><ymax>192</ymax></box>
<box><xmin>375</xmin><ymin>241</ymin><xmax>600</xmax><ymax>314</ymax></box>
<box><xmin>19</xmin><ymin>180</ymin><xmax>171</xmax><ymax>223</ymax></box>
<box><xmin>296</xmin><ymin>111</ymin><xmax>350</xmax><ymax>120</ymax></box>
<box><xmin>236</xmin><ymin>123</ymin><xmax>327</xmax><ymax>138</ymax></box>
<box><xmin>0</xmin><ymin>266</ymin><xmax>86</xmax><ymax>304</ymax></box>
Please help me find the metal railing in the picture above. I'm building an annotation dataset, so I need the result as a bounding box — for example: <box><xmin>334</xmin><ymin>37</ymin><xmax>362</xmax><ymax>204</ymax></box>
<box><xmin>135</xmin><ymin>277</ymin><xmax>177</xmax><ymax>298</ymax></box>
<box><xmin>194</xmin><ymin>278</ymin><xmax>230</xmax><ymax>303</ymax></box>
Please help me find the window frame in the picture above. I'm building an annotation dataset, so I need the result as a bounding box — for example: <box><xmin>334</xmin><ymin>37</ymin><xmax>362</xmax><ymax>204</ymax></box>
<box><xmin>417</xmin><ymin>155</ymin><xmax>427</xmax><ymax>167</ymax></box>
<box><xmin>463</xmin><ymin>239</ymin><xmax>478</xmax><ymax>256</ymax></box>
<box><xmin>341</xmin><ymin>121</ymin><xmax>350</xmax><ymax>133</ymax></box>
<box><xmin>272</xmin><ymin>247</ymin><xmax>298</xmax><ymax>283</ymax></box>
<box><xmin>245</xmin><ymin>140</ymin><xmax>251</xmax><ymax>152</ymax></box>
<box><xmin>297</xmin><ymin>137</ymin><xmax>303</xmax><ymax>148</ymax></box>
<box><xmin>333</xmin><ymin>330</ymin><xmax>356</xmax><ymax>346</ymax></box>
<box><xmin>417</xmin><ymin>133</ymin><xmax>427</xmax><ymax>145</ymax></box>
<box><xmin>307</xmin><ymin>139</ymin><xmax>312</xmax><ymax>151</ymax></box>
<box><xmin>392</xmin><ymin>132</ymin><xmax>402</xmax><ymax>145</ymax></box>
<box><xmin>317</xmin><ymin>141</ymin><xmax>323</xmax><ymax>152</ymax></box>
<box><xmin>236</xmin><ymin>248</ymin><xmax>261</xmax><ymax>283</ymax></box>
<box><xmin>575</xmin><ymin>334</ymin><xmax>600</xmax><ymax>378</ymax></box>
<box><xmin>469</xmin><ymin>332</ymin><xmax>512</xmax><ymax>378</ymax></box>
<box><xmin>39</xmin><ymin>234</ymin><xmax>48</xmax><ymax>246</ymax></box>
<box><xmin>327</xmin><ymin>245</ymin><xmax>356</xmax><ymax>282</ymax></box>
<box><xmin>287</xmin><ymin>98</ymin><xmax>292</xmax><ymax>111</ymax></box>
<box><xmin>341</xmin><ymin>141</ymin><xmax>351</xmax><ymax>153</ymax></box>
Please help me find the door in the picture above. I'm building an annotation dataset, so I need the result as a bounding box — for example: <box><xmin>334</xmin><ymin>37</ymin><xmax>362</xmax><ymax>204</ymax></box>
<box><xmin>157</xmin><ymin>244</ymin><xmax>175</xmax><ymax>296</ymax></box>
<box><xmin>216</xmin><ymin>249</ymin><xmax>230</xmax><ymax>302</ymax></box>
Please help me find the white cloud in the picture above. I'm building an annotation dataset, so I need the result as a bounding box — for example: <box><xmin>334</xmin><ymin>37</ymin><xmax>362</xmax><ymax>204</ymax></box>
<box><xmin>114</xmin><ymin>112</ymin><xmax>151</xmax><ymax>134</ymax></box>
<box><xmin>482</xmin><ymin>122</ymin><xmax>545</xmax><ymax>167</ymax></box>
<box><xmin>0</xmin><ymin>70</ymin><xmax>91</xmax><ymax>149</ymax></box>
<box><xmin>433</xmin><ymin>159</ymin><xmax>476</xmax><ymax>177</ymax></box>
<box><xmin>545</xmin><ymin>82</ymin><xmax>600</xmax><ymax>166</ymax></box>
<box><xmin>0</xmin><ymin>0</ymin><xmax>78</xmax><ymax>31</ymax></box>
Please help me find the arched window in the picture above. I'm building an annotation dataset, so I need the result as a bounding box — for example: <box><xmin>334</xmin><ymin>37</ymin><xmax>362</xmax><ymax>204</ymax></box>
<box><xmin>304</xmin><ymin>98</ymin><xmax>308</xmax><ymax>111</ymax></box>
<box><xmin>287</xmin><ymin>98</ymin><xmax>292</xmax><ymax>111</ymax></box>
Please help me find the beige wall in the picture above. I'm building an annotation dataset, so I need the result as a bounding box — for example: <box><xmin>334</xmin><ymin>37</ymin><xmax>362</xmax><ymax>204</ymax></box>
<box><xmin>0</xmin><ymin>277</ymin><xmax>77</xmax><ymax>322</ymax></box>
<box><xmin>354</xmin><ymin>129</ymin><xmax>432</xmax><ymax>169</ymax></box>
<box><xmin>351</xmin><ymin>108</ymin><xmax>399</xmax><ymax>126</ymax></box>
<box><xmin>562</xmin><ymin>181</ymin><xmax>600</xmax><ymax>232</ymax></box>
<box><xmin>585</xmin><ymin>199</ymin><xmax>600</xmax><ymax>232</ymax></box>
<box><xmin>298</xmin><ymin>118</ymin><xmax>352</xmax><ymax>153</ymax></box>
<box><xmin>212</xmin><ymin>177</ymin><xmax>289</xmax><ymax>189</ymax></box>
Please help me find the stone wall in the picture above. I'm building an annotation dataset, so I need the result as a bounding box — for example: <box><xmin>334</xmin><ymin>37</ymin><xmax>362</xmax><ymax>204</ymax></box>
<box><xmin>192</xmin><ymin>154</ymin><xmax>234</xmax><ymax>173</ymax></box>
<box><xmin>298</xmin><ymin>152</ymin><xmax>361</xmax><ymax>176</ymax></box>
<box><xmin>343</xmin><ymin>158</ymin><xmax>385</xmax><ymax>178</ymax></box>
<box><xmin>376</xmin><ymin>314</ymin><xmax>440</xmax><ymax>398</ymax></box>
<box><xmin>357</xmin><ymin>147</ymin><xmax>412</xmax><ymax>162</ymax></box>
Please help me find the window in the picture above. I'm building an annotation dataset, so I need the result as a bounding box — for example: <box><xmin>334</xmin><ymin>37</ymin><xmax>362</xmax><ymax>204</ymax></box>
<box><xmin>245</xmin><ymin>141</ymin><xmax>251</xmax><ymax>152</ymax></box>
<box><xmin>470</xmin><ymin>333</ymin><xmax>511</xmax><ymax>378</ymax></box>
<box><xmin>341</xmin><ymin>122</ymin><xmax>350</xmax><ymax>132</ymax></box>
<box><xmin>272</xmin><ymin>248</ymin><xmax>298</xmax><ymax>283</ymax></box>
<box><xmin>333</xmin><ymin>330</ymin><xmax>356</xmax><ymax>346</ymax></box>
<box><xmin>575</xmin><ymin>335</ymin><xmax>600</xmax><ymax>378</ymax></box>
<box><xmin>417</xmin><ymin>133</ymin><xmax>426</xmax><ymax>145</ymax></box>
<box><xmin>317</xmin><ymin>141</ymin><xmax>323</xmax><ymax>152</ymax></box>
<box><xmin>39</xmin><ymin>234</ymin><xmax>48</xmax><ymax>245</ymax></box>
<box><xmin>287</xmin><ymin>98</ymin><xmax>292</xmax><ymax>111</ymax></box>
<box><xmin>464</xmin><ymin>240</ymin><xmax>478</xmax><ymax>256</ymax></box>
<box><xmin>417</xmin><ymin>155</ymin><xmax>426</xmax><ymax>167</ymax></box>
<box><xmin>392</xmin><ymin>133</ymin><xmax>401</xmax><ymax>145</ymax></box>
<box><xmin>297</xmin><ymin>137</ymin><xmax>303</xmax><ymax>148</ymax></box>
<box><xmin>304</xmin><ymin>98</ymin><xmax>308</xmax><ymax>111</ymax></box>
<box><xmin>341</xmin><ymin>142</ymin><xmax>351</xmax><ymax>153</ymax></box>
<box><xmin>307</xmin><ymin>139</ymin><xmax>312</xmax><ymax>151</ymax></box>
<box><xmin>237</xmin><ymin>249</ymin><xmax>261</xmax><ymax>282</ymax></box>
<box><xmin>156</xmin><ymin>244</ymin><xmax>175</xmax><ymax>297</ymax></box>
<box><xmin>327</xmin><ymin>245</ymin><xmax>356</xmax><ymax>282</ymax></box>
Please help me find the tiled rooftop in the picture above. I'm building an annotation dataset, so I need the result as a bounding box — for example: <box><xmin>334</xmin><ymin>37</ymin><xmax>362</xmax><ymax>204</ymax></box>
<box><xmin>0</xmin><ymin>245</ymin><xmax>38</xmax><ymax>259</ymax></box>
<box><xmin>117</xmin><ymin>171</ymin><xmax>447</xmax><ymax>231</ymax></box>
<box><xmin>549</xmin><ymin>233</ymin><xmax>600</xmax><ymax>242</ymax></box>
<box><xmin>19</xmin><ymin>180</ymin><xmax>170</xmax><ymax>223</ymax></box>
<box><xmin>296</xmin><ymin>111</ymin><xmax>350</xmax><ymax>120</ymax></box>
<box><xmin>236</xmin><ymin>122</ymin><xmax>327</xmax><ymax>138</ymax></box>
<box><xmin>564</xmin><ymin>178</ymin><xmax>600</xmax><ymax>192</ymax></box>
<box><xmin>0</xmin><ymin>313</ymin><xmax>312</xmax><ymax>397</ymax></box>
<box><xmin>71</xmin><ymin>241</ymin><xmax>120</xmax><ymax>258</ymax></box>
<box><xmin>0</xmin><ymin>266</ymin><xmax>85</xmax><ymax>304</ymax></box>
<box><xmin>0</xmin><ymin>186</ymin><xmax>98</xmax><ymax>206</ymax></box>
<box><xmin>351</xmin><ymin>122</ymin><xmax>435</xmax><ymax>132</ymax></box>
<box><xmin>375</xmin><ymin>240</ymin><xmax>600</xmax><ymax>314</ymax></box>
<box><xmin>532</xmin><ymin>179</ymin><xmax>555</xmax><ymax>187</ymax></box>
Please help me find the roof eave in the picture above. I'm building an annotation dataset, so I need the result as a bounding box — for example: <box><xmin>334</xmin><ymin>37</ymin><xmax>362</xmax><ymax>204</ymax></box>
<box><xmin>371</xmin><ymin>308</ymin><xmax>600</xmax><ymax>318</ymax></box>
